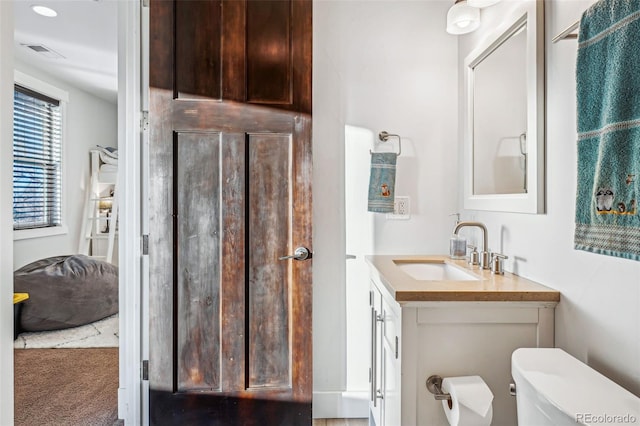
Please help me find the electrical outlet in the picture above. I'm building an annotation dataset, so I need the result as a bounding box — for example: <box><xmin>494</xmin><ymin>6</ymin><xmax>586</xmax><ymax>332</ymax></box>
<box><xmin>386</xmin><ymin>196</ymin><xmax>410</xmax><ymax>220</ymax></box>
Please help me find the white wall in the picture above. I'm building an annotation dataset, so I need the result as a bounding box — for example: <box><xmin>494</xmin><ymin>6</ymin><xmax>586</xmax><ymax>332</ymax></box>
<box><xmin>12</xmin><ymin>60</ymin><xmax>117</xmax><ymax>269</ymax></box>
<box><xmin>313</xmin><ymin>0</ymin><xmax>459</xmax><ymax>417</ymax></box>
<box><xmin>459</xmin><ymin>0</ymin><xmax>640</xmax><ymax>396</ymax></box>
<box><xmin>0</xmin><ymin>3</ymin><xmax>14</xmax><ymax>424</ymax></box>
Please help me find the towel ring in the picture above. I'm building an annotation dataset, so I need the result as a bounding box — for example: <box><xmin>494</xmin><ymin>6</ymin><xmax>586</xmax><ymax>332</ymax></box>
<box><xmin>370</xmin><ymin>130</ymin><xmax>402</xmax><ymax>156</ymax></box>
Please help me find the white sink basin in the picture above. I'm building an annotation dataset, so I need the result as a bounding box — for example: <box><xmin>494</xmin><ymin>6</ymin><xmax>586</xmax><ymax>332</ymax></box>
<box><xmin>394</xmin><ymin>261</ymin><xmax>479</xmax><ymax>281</ymax></box>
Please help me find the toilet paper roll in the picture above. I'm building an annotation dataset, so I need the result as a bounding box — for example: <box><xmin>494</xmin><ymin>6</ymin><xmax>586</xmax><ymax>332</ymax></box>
<box><xmin>441</xmin><ymin>376</ymin><xmax>494</xmax><ymax>426</ymax></box>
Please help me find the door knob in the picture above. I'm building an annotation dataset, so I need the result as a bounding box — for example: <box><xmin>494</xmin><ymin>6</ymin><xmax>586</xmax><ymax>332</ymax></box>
<box><xmin>279</xmin><ymin>246</ymin><xmax>311</xmax><ymax>261</ymax></box>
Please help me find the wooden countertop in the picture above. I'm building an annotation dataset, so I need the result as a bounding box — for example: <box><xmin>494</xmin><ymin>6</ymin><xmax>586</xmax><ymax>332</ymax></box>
<box><xmin>366</xmin><ymin>255</ymin><xmax>560</xmax><ymax>303</ymax></box>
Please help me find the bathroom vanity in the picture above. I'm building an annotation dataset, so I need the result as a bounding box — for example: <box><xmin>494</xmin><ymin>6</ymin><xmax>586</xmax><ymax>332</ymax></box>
<box><xmin>366</xmin><ymin>255</ymin><xmax>559</xmax><ymax>426</ymax></box>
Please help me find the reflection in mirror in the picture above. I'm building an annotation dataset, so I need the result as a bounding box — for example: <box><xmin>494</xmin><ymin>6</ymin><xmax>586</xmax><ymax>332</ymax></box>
<box><xmin>473</xmin><ymin>24</ymin><xmax>527</xmax><ymax>195</ymax></box>
<box><xmin>463</xmin><ymin>0</ymin><xmax>544</xmax><ymax>213</ymax></box>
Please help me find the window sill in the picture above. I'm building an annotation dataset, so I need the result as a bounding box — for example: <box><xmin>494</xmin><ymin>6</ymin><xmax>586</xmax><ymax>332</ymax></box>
<box><xmin>14</xmin><ymin>224</ymin><xmax>69</xmax><ymax>241</ymax></box>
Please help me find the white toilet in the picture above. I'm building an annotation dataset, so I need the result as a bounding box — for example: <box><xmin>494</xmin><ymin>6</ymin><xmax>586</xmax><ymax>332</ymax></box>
<box><xmin>512</xmin><ymin>348</ymin><xmax>640</xmax><ymax>425</ymax></box>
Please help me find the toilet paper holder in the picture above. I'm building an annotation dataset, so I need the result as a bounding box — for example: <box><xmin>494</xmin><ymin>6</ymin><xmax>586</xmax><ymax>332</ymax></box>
<box><xmin>426</xmin><ymin>375</ymin><xmax>452</xmax><ymax>404</ymax></box>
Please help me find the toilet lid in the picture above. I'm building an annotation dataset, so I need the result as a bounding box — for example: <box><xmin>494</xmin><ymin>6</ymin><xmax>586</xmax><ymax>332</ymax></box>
<box><xmin>512</xmin><ymin>348</ymin><xmax>640</xmax><ymax>423</ymax></box>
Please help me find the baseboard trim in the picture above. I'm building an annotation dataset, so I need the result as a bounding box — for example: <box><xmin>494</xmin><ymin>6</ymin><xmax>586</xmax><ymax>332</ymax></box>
<box><xmin>118</xmin><ymin>387</ymin><xmax>127</xmax><ymax>420</ymax></box>
<box><xmin>313</xmin><ymin>390</ymin><xmax>369</xmax><ymax>419</ymax></box>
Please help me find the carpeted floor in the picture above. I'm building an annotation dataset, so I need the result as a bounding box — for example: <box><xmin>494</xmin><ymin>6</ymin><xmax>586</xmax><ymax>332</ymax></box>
<box><xmin>14</xmin><ymin>348</ymin><xmax>119</xmax><ymax>426</ymax></box>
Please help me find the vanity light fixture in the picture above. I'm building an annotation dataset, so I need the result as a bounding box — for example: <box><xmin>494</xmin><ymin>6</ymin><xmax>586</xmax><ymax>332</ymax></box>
<box><xmin>31</xmin><ymin>5</ymin><xmax>58</xmax><ymax>17</ymax></box>
<box><xmin>446</xmin><ymin>0</ymin><xmax>480</xmax><ymax>35</ymax></box>
<box><xmin>468</xmin><ymin>0</ymin><xmax>501</xmax><ymax>8</ymax></box>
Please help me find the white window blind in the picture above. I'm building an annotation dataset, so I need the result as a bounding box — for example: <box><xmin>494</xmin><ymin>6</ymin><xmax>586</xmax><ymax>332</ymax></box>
<box><xmin>13</xmin><ymin>84</ymin><xmax>62</xmax><ymax>230</ymax></box>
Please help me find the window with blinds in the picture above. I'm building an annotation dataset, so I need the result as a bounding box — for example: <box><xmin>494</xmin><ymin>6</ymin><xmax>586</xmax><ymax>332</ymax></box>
<box><xmin>13</xmin><ymin>84</ymin><xmax>63</xmax><ymax>230</ymax></box>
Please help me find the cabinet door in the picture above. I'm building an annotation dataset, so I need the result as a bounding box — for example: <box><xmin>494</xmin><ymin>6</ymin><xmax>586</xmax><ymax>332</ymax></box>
<box><xmin>370</xmin><ymin>285</ymin><xmax>383</xmax><ymax>425</ymax></box>
<box><xmin>382</xmin><ymin>298</ymin><xmax>401</xmax><ymax>426</ymax></box>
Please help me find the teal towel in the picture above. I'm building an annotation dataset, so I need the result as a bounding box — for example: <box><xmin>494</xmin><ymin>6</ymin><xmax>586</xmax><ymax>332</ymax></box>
<box><xmin>575</xmin><ymin>0</ymin><xmax>640</xmax><ymax>261</ymax></box>
<box><xmin>368</xmin><ymin>153</ymin><xmax>397</xmax><ymax>213</ymax></box>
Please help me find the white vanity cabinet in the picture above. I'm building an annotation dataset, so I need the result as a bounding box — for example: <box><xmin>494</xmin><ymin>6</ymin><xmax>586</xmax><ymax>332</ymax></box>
<box><xmin>367</xmin><ymin>256</ymin><xmax>558</xmax><ymax>426</ymax></box>
<box><xmin>370</xmin><ymin>282</ymin><xmax>402</xmax><ymax>426</ymax></box>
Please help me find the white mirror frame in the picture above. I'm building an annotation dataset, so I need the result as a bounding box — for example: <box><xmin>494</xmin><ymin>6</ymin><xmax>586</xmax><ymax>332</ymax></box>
<box><xmin>463</xmin><ymin>0</ymin><xmax>545</xmax><ymax>213</ymax></box>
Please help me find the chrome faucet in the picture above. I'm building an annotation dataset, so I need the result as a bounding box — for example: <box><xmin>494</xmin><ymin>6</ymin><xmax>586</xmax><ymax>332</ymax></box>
<box><xmin>453</xmin><ymin>221</ymin><xmax>490</xmax><ymax>269</ymax></box>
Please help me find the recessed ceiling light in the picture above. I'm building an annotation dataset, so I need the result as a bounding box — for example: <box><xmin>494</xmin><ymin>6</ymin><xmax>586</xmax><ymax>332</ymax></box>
<box><xmin>31</xmin><ymin>5</ymin><xmax>58</xmax><ymax>18</ymax></box>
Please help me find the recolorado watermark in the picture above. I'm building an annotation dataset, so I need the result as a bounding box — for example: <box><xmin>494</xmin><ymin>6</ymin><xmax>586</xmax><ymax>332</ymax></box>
<box><xmin>576</xmin><ymin>413</ymin><xmax>638</xmax><ymax>424</ymax></box>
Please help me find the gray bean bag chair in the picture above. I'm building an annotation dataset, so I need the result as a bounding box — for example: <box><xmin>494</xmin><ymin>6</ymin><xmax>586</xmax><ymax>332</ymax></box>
<box><xmin>14</xmin><ymin>255</ymin><xmax>118</xmax><ymax>332</ymax></box>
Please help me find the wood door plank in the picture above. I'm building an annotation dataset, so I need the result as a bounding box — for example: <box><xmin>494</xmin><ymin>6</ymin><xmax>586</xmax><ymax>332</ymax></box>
<box><xmin>220</xmin><ymin>133</ymin><xmax>247</xmax><ymax>391</ymax></box>
<box><xmin>172</xmin><ymin>100</ymin><xmax>297</xmax><ymax>134</ymax></box>
<box><xmin>149</xmin><ymin>89</ymin><xmax>175</xmax><ymax>392</ymax></box>
<box><xmin>221</xmin><ymin>0</ymin><xmax>247</xmax><ymax>101</ymax></box>
<box><xmin>291</xmin><ymin>0</ymin><xmax>313</xmax><ymax>114</ymax></box>
<box><xmin>291</xmin><ymin>115</ymin><xmax>313</xmax><ymax>399</ymax></box>
<box><xmin>248</xmin><ymin>134</ymin><xmax>292</xmax><ymax>389</ymax></box>
<box><xmin>149</xmin><ymin>0</ymin><xmax>173</xmax><ymax>91</ymax></box>
<box><xmin>176</xmin><ymin>133</ymin><xmax>222</xmax><ymax>391</ymax></box>
<box><xmin>176</xmin><ymin>0</ymin><xmax>222</xmax><ymax>99</ymax></box>
<box><xmin>246</xmin><ymin>0</ymin><xmax>292</xmax><ymax>105</ymax></box>
<box><xmin>149</xmin><ymin>391</ymin><xmax>311</xmax><ymax>425</ymax></box>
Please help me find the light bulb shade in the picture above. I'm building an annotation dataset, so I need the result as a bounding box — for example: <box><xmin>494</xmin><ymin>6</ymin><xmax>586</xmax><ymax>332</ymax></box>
<box><xmin>468</xmin><ymin>0</ymin><xmax>501</xmax><ymax>7</ymax></box>
<box><xmin>446</xmin><ymin>1</ymin><xmax>480</xmax><ymax>35</ymax></box>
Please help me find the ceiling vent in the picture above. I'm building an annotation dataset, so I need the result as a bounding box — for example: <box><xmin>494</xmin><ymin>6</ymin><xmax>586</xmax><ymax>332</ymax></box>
<box><xmin>22</xmin><ymin>44</ymin><xmax>65</xmax><ymax>59</ymax></box>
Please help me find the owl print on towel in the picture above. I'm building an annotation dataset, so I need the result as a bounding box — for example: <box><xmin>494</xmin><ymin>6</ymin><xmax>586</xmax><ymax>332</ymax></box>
<box><xmin>381</xmin><ymin>183</ymin><xmax>391</xmax><ymax>197</ymax></box>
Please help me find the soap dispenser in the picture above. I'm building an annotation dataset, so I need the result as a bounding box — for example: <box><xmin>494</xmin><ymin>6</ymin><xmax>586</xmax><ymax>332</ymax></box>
<box><xmin>449</xmin><ymin>213</ymin><xmax>467</xmax><ymax>259</ymax></box>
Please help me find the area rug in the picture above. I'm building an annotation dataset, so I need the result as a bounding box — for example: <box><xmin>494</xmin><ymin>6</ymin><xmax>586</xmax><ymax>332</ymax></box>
<box><xmin>14</xmin><ymin>348</ymin><xmax>119</xmax><ymax>426</ymax></box>
<box><xmin>14</xmin><ymin>314</ymin><xmax>119</xmax><ymax>349</ymax></box>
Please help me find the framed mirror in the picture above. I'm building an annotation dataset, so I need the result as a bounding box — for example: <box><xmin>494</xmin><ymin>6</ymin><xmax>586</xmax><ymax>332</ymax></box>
<box><xmin>463</xmin><ymin>0</ymin><xmax>544</xmax><ymax>213</ymax></box>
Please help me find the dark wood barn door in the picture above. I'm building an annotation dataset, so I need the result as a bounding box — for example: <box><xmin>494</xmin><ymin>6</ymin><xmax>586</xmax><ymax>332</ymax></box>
<box><xmin>148</xmin><ymin>1</ymin><xmax>312</xmax><ymax>424</ymax></box>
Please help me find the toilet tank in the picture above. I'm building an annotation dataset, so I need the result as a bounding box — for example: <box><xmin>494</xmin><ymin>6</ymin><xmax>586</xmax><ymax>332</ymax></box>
<box><xmin>512</xmin><ymin>348</ymin><xmax>640</xmax><ymax>426</ymax></box>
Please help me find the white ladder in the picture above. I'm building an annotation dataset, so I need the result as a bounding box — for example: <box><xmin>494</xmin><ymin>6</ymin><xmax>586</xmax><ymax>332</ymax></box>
<box><xmin>78</xmin><ymin>150</ymin><xmax>119</xmax><ymax>264</ymax></box>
